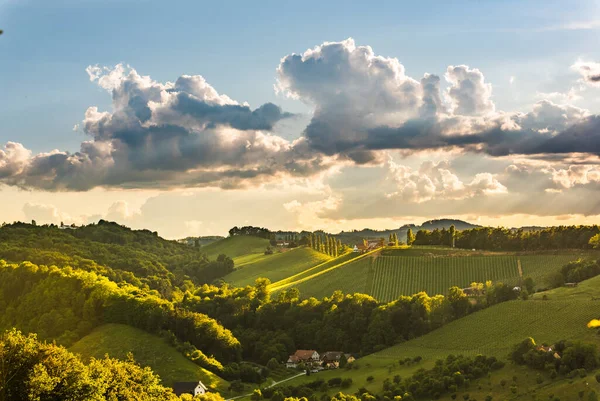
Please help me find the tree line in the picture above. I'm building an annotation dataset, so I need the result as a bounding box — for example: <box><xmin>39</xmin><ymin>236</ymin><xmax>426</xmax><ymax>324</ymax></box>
<box><xmin>308</xmin><ymin>233</ymin><xmax>344</xmax><ymax>257</ymax></box>
<box><xmin>0</xmin><ymin>260</ymin><xmax>241</xmax><ymax>370</ymax></box>
<box><xmin>228</xmin><ymin>226</ymin><xmax>272</xmax><ymax>239</ymax></box>
<box><xmin>0</xmin><ymin>222</ymin><xmax>235</xmax><ymax>299</ymax></box>
<box><xmin>179</xmin><ymin>278</ymin><xmax>520</xmax><ymax>365</ymax></box>
<box><xmin>413</xmin><ymin>225</ymin><xmax>600</xmax><ymax>251</ymax></box>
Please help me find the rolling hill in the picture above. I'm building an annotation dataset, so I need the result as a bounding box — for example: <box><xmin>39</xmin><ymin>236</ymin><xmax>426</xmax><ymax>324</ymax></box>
<box><xmin>201</xmin><ymin>235</ymin><xmax>270</xmax><ymax>260</ymax></box>
<box><xmin>223</xmin><ymin>247</ymin><xmax>331</xmax><ymax>287</ymax></box>
<box><xmin>70</xmin><ymin>323</ymin><xmax>229</xmax><ymax>391</ymax></box>
<box><xmin>280</xmin><ymin>246</ymin><xmax>595</xmax><ymax>301</ymax></box>
<box><xmin>279</xmin><ymin>275</ymin><xmax>600</xmax><ymax>399</ymax></box>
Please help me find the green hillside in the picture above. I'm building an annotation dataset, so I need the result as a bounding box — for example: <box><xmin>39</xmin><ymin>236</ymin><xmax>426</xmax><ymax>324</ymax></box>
<box><xmin>285</xmin><ymin>247</ymin><xmax>595</xmax><ymax>301</ymax></box>
<box><xmin>224</xmin><ymin>247</ymin><xmax>331</xmax><ymax>287</ymax></box>
<box><xmin>70</xmin><ymin>324</ymin><xmax>228</xmax><ymax>390</ymax></box>
<box><xmin>281</xmin><ymin>275</ymin><xmax>600</xmax><ymax>398</ymax></box>
<box><xmin>201</xmin><ymin>236</ymin><xmax>270</xmax><ymax>260</ymax></box>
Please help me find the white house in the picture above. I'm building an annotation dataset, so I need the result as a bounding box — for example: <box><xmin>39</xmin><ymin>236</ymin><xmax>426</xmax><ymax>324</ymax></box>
<box><xmin>173</xmin><ymin>381</ymin><xmax>208</xmax><ymax>397</ymax></box>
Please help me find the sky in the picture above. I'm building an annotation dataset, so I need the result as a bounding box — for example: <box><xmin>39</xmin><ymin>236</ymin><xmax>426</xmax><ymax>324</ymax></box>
<box><xmin>1</xmin><ymin>0</ymin><xmax>600</xmax><ymax>238</ymax></box>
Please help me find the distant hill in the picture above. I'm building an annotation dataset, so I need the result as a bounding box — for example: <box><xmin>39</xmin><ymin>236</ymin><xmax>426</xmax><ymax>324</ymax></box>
<box><xmin>336</xmin><ymin>218</ymin><xmax>479</xmax><ymax>246</ymax></box>
<box><xmin>70</xmin><ymin>323</ymin><xmax>228</xmax><ymax>390</ymax></box>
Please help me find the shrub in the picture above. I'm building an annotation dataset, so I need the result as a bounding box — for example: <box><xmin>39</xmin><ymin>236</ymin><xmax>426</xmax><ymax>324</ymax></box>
<box><xmin>341</xmin><ymin>378</ymin><xmax>353</xmax><ymax>389</ymax></box>
<box><xmin>366</xmin><ymin>376</ymin><xmax>374</xmax><ymax>383</ymax></box>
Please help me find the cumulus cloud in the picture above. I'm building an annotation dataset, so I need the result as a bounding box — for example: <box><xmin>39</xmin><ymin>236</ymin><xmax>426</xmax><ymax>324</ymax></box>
<box><xmin>2</xmin><ymin>39</ymin><xmax>600</xmax><ymax>193</ymax></box>
<box><xmin>386</xmin><ymin>159</ymin><xmax>507</xmax><ymax>202</ymax></box>
<box><xmin>0</xmin><ymin>65</ymin><xmax>332</xmax><ymax>191</ymax></box>
<box><xmin>445</xmin><ymin>65</ymin><xmax>495</xmax><ymax>116</ymax></box>
<box><xmin>572</xmin><ymin>60</ymin><xmax>600</xmax><ymax>87</ymax></box>
<box><xmin>276</xmin><ymin>39</ymin><xmax>599</xmax><ymax>160</ymax></box>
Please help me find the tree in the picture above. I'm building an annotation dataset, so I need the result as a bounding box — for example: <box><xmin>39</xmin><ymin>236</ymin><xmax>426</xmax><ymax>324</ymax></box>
<box><xmin>267</xmin><ymin>358</ymin><xmax>279</xmax><ymax>370</ymax></box>
<box><xmin>449</xmin><ymin>225</ymin><xmax>456</xmax><ymax>248</ymax></box>
<box><xmin>589</xmin><ymin>234</ymin><xmax>600</xmax><ymax>248</ymax></box>
<box><xmin>251</xmin><ymin>389</ymin><xmax>263</xmax><ymax>401</ymax></box>
<box><xmin>339</xmin><ymin>353</ymin><xmax>348</xmax><ymax>368</ymax></box>
<box><xmin>406</xmin><ymin>229</ymin><xmax>415</xmax><ymax>246</ymax></box>
<box><xmin>523</xmin><ymin>277</ymin><xmax>535</xmax><ymax>293</ymax></box>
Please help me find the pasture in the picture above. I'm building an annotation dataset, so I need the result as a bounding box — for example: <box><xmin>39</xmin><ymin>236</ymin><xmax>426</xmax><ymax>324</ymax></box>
<box><xmin>70</xmin><ymin>323</ymin><xmax>228</xmax><ymax>390</ymax></box>
<box><xmin>224</xmin><ymin>247</ymin><xmax>331</xmax><ymax>287</ymax></box>
<box><xmin>201</xmin><ymin>235</ymin><xmax>270</xmax><ymax>260</ymax></box>
<box><xmin>280</xmin><ymin>276</ymin><xmax>600</xmax><ymax>397</ymax></box>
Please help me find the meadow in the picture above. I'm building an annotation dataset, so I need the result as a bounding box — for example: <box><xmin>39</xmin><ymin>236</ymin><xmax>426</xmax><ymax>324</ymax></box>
<box><xmin>70</xmin><ymin>323</ymin><xmax>229</xmax><ymax>391</ymax></box>
<box><xmin>280</xmin><ymin>275</ymin><xmax>600</xmax><ymax>398</ymax></box>
<box><xmin>201</xmin><ymin>235</ymin><xmax>270</xmax><ymax>260</ymax></box>
<box><xmin>224</xmin><ymin>247</ymin><xmax>331</xmax><ymax>287</ymax></box>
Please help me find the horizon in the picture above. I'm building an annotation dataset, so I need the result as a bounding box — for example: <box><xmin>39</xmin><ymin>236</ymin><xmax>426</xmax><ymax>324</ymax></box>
<box><xmin>2</xmin><ymin>0</ymin><xmax>600</xmax><ymax>239</ymax></box>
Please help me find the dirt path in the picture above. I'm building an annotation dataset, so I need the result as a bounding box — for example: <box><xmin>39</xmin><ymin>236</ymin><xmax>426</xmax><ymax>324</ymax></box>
<box><xmin>226</xmin><ymin>372</ymin><xmax>307</xmax><ymax>401</ymax></box>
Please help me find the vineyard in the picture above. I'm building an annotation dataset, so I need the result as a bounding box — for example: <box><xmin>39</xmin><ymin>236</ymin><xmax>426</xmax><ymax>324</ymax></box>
<box><xmin>284</xmin><ymin>248</ymin><xmax>596</xmax><ymax>301</ymax></box>
<box><xmin>370</xmin><ymin>255</ymin><xmax>519</xmax><ymax>302</ymax></box>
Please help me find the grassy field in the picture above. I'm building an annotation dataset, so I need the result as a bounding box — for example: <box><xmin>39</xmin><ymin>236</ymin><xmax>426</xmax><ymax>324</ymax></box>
<box><xmin>223</xmin><ymin>247</ymin><xmax>331</xmax><ymax>287</ymax></box>
<box><xmin>277</xmin><ymin>275</ymin><xmax>600</xmax><ymax>398</ymax></box>
<box><xmin>285</xmin><ymin>247</ymin><xmax>596</xmax><ymax>301</ymax></box>
<box><xmin>201</xmin><ymin>236</ymin><xmax>270</xmax><ymax>260</ymax></box>
<box><xmin>69</xmin><ymin>324</ymin><xmax>228</xmax><ymax>391</ymax></box>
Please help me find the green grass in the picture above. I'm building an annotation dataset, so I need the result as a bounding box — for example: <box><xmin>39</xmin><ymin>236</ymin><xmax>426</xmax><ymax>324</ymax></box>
<box><xmin>201</xmin><ymin>236</ymin><xmax>270</xmax><ymax>260</ymax></box>
<box><xmin>279</xmin><ymin>275</ymin><xmax>600</xmax><ymax>397</ymax></box>
<box><xmin>520</xmin><ymin>252</ymin><xmax>594</xmax><ymax>289</ymax></box>
<box><xmin>223</xmin><ymin>247</ymin><xmax>331</xmax><ymax>287</ymax></box>
<box><xmin>69</xmin><ymin>324</ymin><xmax>228</xmax><ymax>391</ymax></box>
<box><xmin>270</xmin><ymin>252</ymin><xmax>361</xmax><ymax>290</ymax></box>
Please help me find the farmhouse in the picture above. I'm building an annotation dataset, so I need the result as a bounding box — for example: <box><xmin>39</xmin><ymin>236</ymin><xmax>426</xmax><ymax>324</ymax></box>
<box><xmin>172</xmin><ymin>381</ymin><xmax>207</xmax><ymax>397</ymax></box>
<box><xmin>287</xmin><ymin>350</ymin><xmax>355</xmax><ymax>370</ymax></box>
<box><xmin>286</xmin><ymin>350</ymin><xmax>320</xmax><ymax>368</ymax></box>
<box><xmin>320</xmin><ymin>351</ymin><xmax>356</xmax><ymax>369</ymax></box>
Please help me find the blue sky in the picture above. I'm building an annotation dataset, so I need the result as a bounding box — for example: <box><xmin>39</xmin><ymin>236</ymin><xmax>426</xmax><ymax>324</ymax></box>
<box><xmin>2</xmin><ymin>0</ymin><xmax>598</xmax><ymax>151</ymax></box>
<box><xmin>1</xmin><ymin>0</ymin><xmax>600</xmax><ymax>236</ymax></box>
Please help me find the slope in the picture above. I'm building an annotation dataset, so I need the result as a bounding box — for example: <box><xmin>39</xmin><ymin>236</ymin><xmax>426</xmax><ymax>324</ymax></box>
<box><xmin>280</xmin><ymin>275</ymin><xmax>600</xmax><ymax>396</ymax></box>
<box><xmin>284</xmin><ymin>246</ymin><xmax>593</xmax><ymax>301</ymax></box>
<box><xmin>223</xmin><ymin>247</ymin><xmax>331</xmax><ymax>287</ymax></box>
<box><xmin>201</xmin><ymin>236</ymin><xmax>270</xmax><ymax>260</ymax></box>
<box><xmin>70</xmin><ymin>323</ymin><xmax>228</xmax><ymax>391</ymax></box>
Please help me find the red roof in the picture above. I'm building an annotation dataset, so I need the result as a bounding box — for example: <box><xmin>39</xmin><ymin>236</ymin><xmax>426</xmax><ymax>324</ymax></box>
<box><xmin>293</xmin><ymin>350</ymin><xmax>317</xmax><ymax>360</ymax></box>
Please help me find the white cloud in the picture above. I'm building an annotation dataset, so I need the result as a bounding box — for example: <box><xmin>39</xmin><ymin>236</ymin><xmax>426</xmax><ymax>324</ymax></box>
<box><xmin>571</xmin><ymin>60</ymin><xmax>600</xmax><ymax>87</ymax></box>
<box><xmin>386</xmin><ymin>158</ymin><xmax>507</xmax><ymax>202</ymax></box>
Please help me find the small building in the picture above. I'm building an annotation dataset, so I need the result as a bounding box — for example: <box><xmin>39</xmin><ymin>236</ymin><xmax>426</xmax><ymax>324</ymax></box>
<box><xmin>276</xmin><ymin>240</ymin><xmax>289</xmax><ymax>247</ymax></box>
<box><xmin>565</xmin><ymin>282</ymin><xmax>578</xmax><ymax>288</ymax></box>
<box><xmin>172</xmin><ymin>381</ymin><xmax>208</xmax><ymax>397</ymax></box>
<box><xmin>321</xmin><ymin>351</ymin><xmax>344</xmax><ymax>369</ymax></box>
<box><xmin>321</xmin><ymin>352</ymin><xmax>355</xmax><ymax>369</ymax></box>
<box><xmin>286</xmin><ymin>355</ymin><xmax>300</xmax><ymax>368</ymax></box>
<box><xmin>353</xmin><ymin>244</ymin><xmax>368</xmax><ymax>253</ymax></box>
<box><xmin>286</xmin><ymin>350</ymin><xmax>320</xmax><ymax>368</ymax></box>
